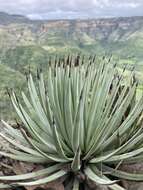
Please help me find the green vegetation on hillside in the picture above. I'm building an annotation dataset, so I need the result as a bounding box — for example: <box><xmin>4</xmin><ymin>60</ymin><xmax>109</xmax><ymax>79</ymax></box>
<box><xmin>0</xmin><ymin>64</ymin><xmax>26</xmax><ymax>119</ymax></box>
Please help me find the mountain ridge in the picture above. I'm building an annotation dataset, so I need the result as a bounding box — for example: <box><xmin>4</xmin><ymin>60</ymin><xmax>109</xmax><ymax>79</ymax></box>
<box><xmin>1</xmin><ymin>11</ymin><xmax>143</xmax><ymax>23</ymax></box>
<box><xmin>0</xmin><ymin>12</ymin><xmax>143</xmax><ymax>69</ymax></box>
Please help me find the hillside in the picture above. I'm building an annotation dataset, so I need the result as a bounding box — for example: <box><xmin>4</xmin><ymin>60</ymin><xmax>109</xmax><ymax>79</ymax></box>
<box><xmin>0</xmin><ymin>14</ymin><xmax>143</xmax><ymax>75</ymax></box>
<box><xmin>0</xmin><ymin>12</ymin><xmax>30</xmax><ymax>25</ymax></box>
<box><xmin>0</xmin><ymin>13</ymin><xmax>143</xmax><ymax>60</ymax></box>
<box><xmin>0</xmin><ymin>12</ymin><xmax>143</xmax><ymax>119</ymax></box>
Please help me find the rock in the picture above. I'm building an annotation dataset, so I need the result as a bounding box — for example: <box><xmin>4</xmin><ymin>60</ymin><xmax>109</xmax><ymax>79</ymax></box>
<box><xmin>86</xmin><ymin>179</ymin><xmax>109</xmax><ymax>190</ymax></box>
<box><xmin>95</xmin><ymin>186</ymin><xmax>109</xmax><ymax>190</ymax></box>
<box><xmin>120</xmin><ymin>163</ymin><xmax>143</xmax><ymax>190</ymax></box>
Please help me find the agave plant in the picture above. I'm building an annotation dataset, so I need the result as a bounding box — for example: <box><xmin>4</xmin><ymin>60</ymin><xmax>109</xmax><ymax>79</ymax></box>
<box><xmin>0</xmin><ymin>56</ymin><xmax>143</xmax><ymax>190</ymax></box>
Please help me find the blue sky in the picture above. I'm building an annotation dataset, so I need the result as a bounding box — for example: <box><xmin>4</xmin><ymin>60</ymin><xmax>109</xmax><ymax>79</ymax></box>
<box><xmin>0</xmin><ymin>0</ymin><xmax>143</xmax><ymax>19</ymax></box>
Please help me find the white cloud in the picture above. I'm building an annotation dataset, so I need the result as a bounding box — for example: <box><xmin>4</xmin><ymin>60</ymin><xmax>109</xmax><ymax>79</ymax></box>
<box><xmin>113</xmin><ymin>2</ymin><xmax>140</xmax><ymax>8</ymax></box>
<box><xmin>0</xmin><ymin>0</ymin><xmax>142</xmax><ymax>19</ymax></box>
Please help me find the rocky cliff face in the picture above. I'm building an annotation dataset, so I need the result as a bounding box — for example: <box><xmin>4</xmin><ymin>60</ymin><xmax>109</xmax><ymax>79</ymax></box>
<box><xmin>0</xmin><ymin>12</ymin><xmax>143</xmax><ymax>70</ymax></box>
<box><xmin>40</xmin><ymin>17</ymin><xmax>143</xmax><ymax>41</ymax></box>
<box><xmin>0</xmin><ymin>12</ymin><xmax>143</xmax><ymax>44</ymax></box>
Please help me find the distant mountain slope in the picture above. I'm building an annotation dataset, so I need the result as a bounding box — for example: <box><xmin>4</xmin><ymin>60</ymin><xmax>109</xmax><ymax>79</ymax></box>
<box><xmin>0</xmin><ymin>12</ymin><xmax>30</xmax><ymax>25</ymax></box>
<box><xmin>0</xmin><ymin>13</ymin><xmax>142</xmax><ymax>78</ymax></box>
<box><xmin>0</xmin><ymin>13</ymin><xmax>143</xmax><ymax>60</ymax></box>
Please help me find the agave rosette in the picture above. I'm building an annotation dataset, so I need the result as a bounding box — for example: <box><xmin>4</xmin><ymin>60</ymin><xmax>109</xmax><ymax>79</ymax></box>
<box><xmin>0</xmin><ymin>56</ymin><xmax>143</xmax><ymax>189</ymax></box>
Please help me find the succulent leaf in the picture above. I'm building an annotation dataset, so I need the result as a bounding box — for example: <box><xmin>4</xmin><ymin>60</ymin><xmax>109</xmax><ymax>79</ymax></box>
<box><xmin>0</xmin><ymin>56</ymin><xmax>142</xmax><ymax>189</ymax></box>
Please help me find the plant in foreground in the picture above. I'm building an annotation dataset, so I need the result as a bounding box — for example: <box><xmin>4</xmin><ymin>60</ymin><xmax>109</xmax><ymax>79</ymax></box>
<box><xmin>0</xmin><ymin>56</ymin><xmax>143</xmax><ymax>190</ymax></box>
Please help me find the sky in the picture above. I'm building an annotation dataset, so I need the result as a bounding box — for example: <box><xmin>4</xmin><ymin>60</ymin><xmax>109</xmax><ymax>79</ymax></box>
<box><xmin>0</xmin><ymin>0</ymin><xmax>143</xmax><ymax>20</ymax></box>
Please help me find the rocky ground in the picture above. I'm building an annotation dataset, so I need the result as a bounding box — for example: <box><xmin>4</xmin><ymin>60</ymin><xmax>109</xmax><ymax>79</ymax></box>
<box><xmin>0</xmin><ymin>123</ymin><xmax>143</xmax><ymax>190</ymax></box>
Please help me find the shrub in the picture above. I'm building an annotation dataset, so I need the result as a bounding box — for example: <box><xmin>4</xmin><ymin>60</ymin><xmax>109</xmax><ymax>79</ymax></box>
<box><xmin>0</xmin><ymin>56</ymin><xmax>143</xmax><ymax>190</ymax></box>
